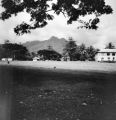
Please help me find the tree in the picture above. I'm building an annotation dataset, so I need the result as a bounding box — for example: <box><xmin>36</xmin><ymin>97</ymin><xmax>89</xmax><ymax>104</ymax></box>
<box><xmin>47</xmin><ymin>45</ymin><xmax>53</xmax><ymax>51</ymax></box>
<box><xmin>31</xmin><ymin>52</ymin><xmax>37</xmax><ymax>58</ymax></box>
<box><xmin>0</xmin><ymin>45</ymin><xmax>6</xmax><ymax>59</ymax></box>
<box><xmin>105</xmin><ymin>42</ymin><xmax>115</xmax><ymax>49</ymax></box>
<box><xmin>1</xmin><ymin>42</ymin><xmax>31</xmax><ymax>60</ymax></box>
<box><xmin>37</xmin><ymin>49</ymin><xmax>61</xmax><ymax>61</ymax></box>
<box><xmin>78</xmin><ymin>43</ymin><xmax>87</xmax><ymax>61</ymax></box>
<box><xmin>63</xmin><ymin>37</ymin><xmax>77</xmax><ymax>61</ymax></box>
<box><xmin>0</xmin><ymin>0</ymin><xmax>113</xmax><ymax>35</ymax></box>
<box><xmin>4</xmin><ymin>39</ymin><xmax>10</xmax><ymax>44</ymax></box>
<box><xmin>86</xmin><ymin>46</ymin><xmax>97</xmax><ymax>61</ymax></box>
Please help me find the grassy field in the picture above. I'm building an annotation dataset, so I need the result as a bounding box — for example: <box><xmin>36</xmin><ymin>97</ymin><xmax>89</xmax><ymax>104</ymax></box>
<box><xmin>1</xmin><ymin>61</ymin><xmax>116</xmax><ymax>72</ymax></box>
<box><xmin>0</xmin><ymin>61</ymin><xmax>116</xmax><ymax>120</ymax></box>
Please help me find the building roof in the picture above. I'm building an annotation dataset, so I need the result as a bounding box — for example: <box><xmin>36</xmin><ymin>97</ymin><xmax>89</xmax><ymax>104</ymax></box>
<box><xmin>33</xmin><ymin>56</ymin><xmax>40</xmax><ymax>59</ymax></box>
<box><xmin>98</xmin><ymin>49</ymin><xmax>116</xmax><ymax>53</ymax></box>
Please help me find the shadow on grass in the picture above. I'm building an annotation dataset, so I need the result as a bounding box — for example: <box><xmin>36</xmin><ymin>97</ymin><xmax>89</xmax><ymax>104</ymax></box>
<box><xmin>0</xmin><ymin>65</ymin><xmax>116</xmax><ymax>120</ymax></box>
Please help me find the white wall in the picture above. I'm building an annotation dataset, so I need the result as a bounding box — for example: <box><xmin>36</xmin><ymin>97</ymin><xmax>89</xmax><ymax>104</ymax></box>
<box><xmin>95</xmin><ymin>53</ymin><xmax>116</xmax><ymax>62</ymax></box>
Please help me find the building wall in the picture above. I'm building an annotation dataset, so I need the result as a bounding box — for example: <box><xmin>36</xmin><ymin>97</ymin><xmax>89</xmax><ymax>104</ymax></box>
<box><xmin>95</xmin><ymin>52</ymin><xmax>116</xmax><ymax>62</ymax></box>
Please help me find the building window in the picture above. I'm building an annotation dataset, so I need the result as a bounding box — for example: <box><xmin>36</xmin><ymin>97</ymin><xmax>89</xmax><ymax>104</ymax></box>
<box><xmin>108</xmin><ymin>57</ymin><xmax>110</xmax><ymax>60</ymax></box>
<box><xmin>101</xmin><ymin>57</ymin><xmax>104</xmax><ymax>61</ymax></box>
<box><xmin>112</xmin><ymin>53</ymin><xmax>115</xmax><ymax>56</ymax></box>
<box><xmin>107</xmin><ymin>53</ymin><xmax>110</xmax><ymax>56</ymax></box>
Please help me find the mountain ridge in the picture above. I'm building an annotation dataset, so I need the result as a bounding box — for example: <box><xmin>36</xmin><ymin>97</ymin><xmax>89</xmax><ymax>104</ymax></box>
<box><xmin>23</xmin><ymin>36</ymin><xmax>68</xmax><ymax>54</ymax></box>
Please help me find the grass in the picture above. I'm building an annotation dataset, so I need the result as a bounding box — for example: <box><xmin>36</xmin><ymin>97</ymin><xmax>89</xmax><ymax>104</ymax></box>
<box><xmin>1</xmin><ymin>61</ymin><xmax>116</xmax><ymax>72</ymax></box>
<box><xmin>0</xmin><ymin>62</ymin><xmax>116</xmax><ymax>120</ymax></box>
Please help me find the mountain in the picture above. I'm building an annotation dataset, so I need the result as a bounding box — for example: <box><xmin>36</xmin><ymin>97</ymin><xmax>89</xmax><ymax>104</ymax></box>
<box><xmin>23</xmin><ymin>36</ymin><xmax>68</xmax><ymax>54</ymax></box>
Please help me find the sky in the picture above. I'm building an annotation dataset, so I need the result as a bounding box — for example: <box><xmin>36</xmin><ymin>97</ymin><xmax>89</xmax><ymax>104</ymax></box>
<box><xmin>0</xmin><ymin>0</ymin><xmax>116</xmax><ymax>49</ymax></box>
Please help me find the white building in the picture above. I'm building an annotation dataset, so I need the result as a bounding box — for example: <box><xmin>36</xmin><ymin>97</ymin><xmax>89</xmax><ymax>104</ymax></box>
<box><xmin>33</xmin><ymin>57</ymin><xmax>40</xmax><ymax>61</ymax></box>
<box><xmin>1</xmin><ymin>58</ymin><xmax>13</xmax><ymax>61</ymax></box>
<box><xmin>95</xmin><ymin>49</ymin><xmax>116</xmax><ymax>62</ymax></box>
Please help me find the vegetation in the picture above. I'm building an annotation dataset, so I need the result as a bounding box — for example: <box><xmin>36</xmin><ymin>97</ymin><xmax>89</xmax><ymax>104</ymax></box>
<box><xmin>1</xmin><ymin>39</ymin><xmax>115</xmax><ymax>62</ymax></box>
<box><xmin>86</xmin><ymin>46</ymin><xmax>98</xmax><ymax>61</ymax></box>
<box><xmin>37</xmin><ymin>49</ymin><xmax>62</xmax><ymax>61</ymax></box>
<box><xmin>0</xmin><ymin>39</ymin><xmax>98</xmax><ymax>61</ymax></box>
<box><xmin>0</xmin><ymin>41</ymin><xmax>31</xmax><ymax>60</ymax></box>
<box><xmin>105</xmin><ymin>42</ymin><xmax>115</xmax><ymax>49</ymax></box>
<box><xmin>78</xmin><ymin>43</ymin><xmax>87</xmax><ymax>61</ymax></box>
<box><xmin>63</xmin><ymin>38</ymin><xmax>98</xmax><ymax>61</ymax></box>
<box><xmin>63</xmin><ymin>37</ymin><xmax>77</xmax><ymax>61</ymax></box>
<box><xmin>0</xmin><ymin>45</ymin><xmax>5</xmax><ymax>59</ymax></box>
<box><xmin>31</xmin><ymin>52</ymin><xmax>37</xmax><ymax>58</ymax></box>
<box><xmin>0</xmin><ymin>0</ymin><xmax>113</xmax><ymax>35</ymax></box>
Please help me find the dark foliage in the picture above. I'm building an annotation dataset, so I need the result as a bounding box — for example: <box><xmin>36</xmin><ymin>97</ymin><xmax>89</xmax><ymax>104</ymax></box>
<box><xmin>37</xmin><ymin>49</ymin><xmax>62</xmax><ymax>61</ymax></box>
<box><xmin>31</xmin><ymin>52</ymin><xmax>37</xmax><ymax>58</ymax></box>
<box><xmin>78</xmin><ymin>44</ymin><xmax>87</xmax><ymax>61</ymax></box>
<box><xmin>63</xmin><ymin>39</ymin><xmax>98</xmax><ymax>61</ymax></box>
<box><xmin>0</xmin><ymin>45</ymin><xmax>6</xmax><ymax>59</ymax></box>
<box><xmin>63</xmin><ymin>37</ymin><xmax>77</xmax><ymax>61</ymax></box>
<box><xmin>105</xmin><ymin>42</ymin><xmax>115</xmax><ymax>49</ymax></box>
<box><xmin>0</xmin><ymin>0</ymin><xmax>113</xmax><ymax>35</ymax></box>
<box><xmin>86</xmin><ymin>46</ymin><xmax>98</xmax><ymax>61</ymax></box>
<box><xmin>0</xmin><ymin>42</ymin><xmax>31</xmax><ymax>60</ymax></box>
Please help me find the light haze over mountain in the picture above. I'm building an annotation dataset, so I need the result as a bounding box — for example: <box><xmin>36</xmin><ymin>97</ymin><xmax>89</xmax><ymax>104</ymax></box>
<box><xmin>23</xmin><ymin>36</ymin><xmax>68</xmax><ymax>54</ymax></box>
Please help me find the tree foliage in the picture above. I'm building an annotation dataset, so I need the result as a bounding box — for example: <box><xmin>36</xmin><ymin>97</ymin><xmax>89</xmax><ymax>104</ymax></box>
<box><xmin>0</xmin><ymin>41</ymin><xmax>31</xmax><ymax>60</ymax></box>
<box><xmin>0</xmin><ymin>0</ymin><xmax>113</xmax><ymax>35</ymax></box>
<box><xmin>105</xmin><ymin>42</ymin><xmax>115</xmax><ymax>49</ymax></box>
<box><xmin>0</xmin><ymin>45</ymin><xmax>5</xmax><ymax>59</ymax></box>
<box><xmin>37</xmin><ymin>49</ymin><xmax>62</xmax><ymax>61</ymax></box>
<box><xmin>63</xmin><ymin>38</ymin><xmax>98</xmax><ymax>61</ymax></box>
<box><xmin>86</xmin><ymin>45</ymin><xmax>98</xmax><ymax>61</ymax></box>
<box><xmin>31</xmin><ymin>52</ymin><xmax>37</xmax><ymax>58</ymax></box>
<box><xmin>63</xmin><ymin>37</ymin><xmax>77</xmax><ymax>61</ymax></box>
<box><xmin>78</xmin><ymin>43</ymin><xmax>87</xmax><ymax>61</ymax></box>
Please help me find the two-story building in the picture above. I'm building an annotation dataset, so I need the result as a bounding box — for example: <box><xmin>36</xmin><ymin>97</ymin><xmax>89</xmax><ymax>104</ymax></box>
<box><xmin>95</xmin><ymin>49</ymin><xmax>116</xmax><ymax>62</ymax></box>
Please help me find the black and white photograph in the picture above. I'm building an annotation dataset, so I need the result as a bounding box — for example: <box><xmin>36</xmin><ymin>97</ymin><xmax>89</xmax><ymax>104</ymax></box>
<box><xmin>0</xmin><ymin>0</ymin><xmax>116</xmax><ymax>120</ymax></box>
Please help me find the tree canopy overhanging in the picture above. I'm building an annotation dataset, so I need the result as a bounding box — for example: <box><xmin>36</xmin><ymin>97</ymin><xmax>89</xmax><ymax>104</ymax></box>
<box><xmin>0</xmin><ymin>0</ymin><xmax>113</xmax><ymax>35</ymax></box>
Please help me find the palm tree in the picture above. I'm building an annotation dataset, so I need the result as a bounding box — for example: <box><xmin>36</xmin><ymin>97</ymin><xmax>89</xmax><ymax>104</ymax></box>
<box><xmin>63</xmin><ymin>37</ymin><xmax>77</xmax><ymax>61</ymax></box>
<box><xmin>105</xmin><ymin>42</ymin><xmax>115</xmax><ymax>49</ymax></box>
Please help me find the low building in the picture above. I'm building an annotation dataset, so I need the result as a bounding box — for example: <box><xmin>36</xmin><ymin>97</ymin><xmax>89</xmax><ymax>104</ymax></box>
<box><xmin>95</xmin><ymin>49</ymin><xmax>116</xmax><ymax>62</ymax></box>
<box><xmin>1</xmin><ymin>58</ymin><xmax>13</xmax><ymax>61</ymax></box>
<box><xmin>8</xmin><ymin>58</ymin><xmax>13</xmax><ymax>61</ymax></box>
<box><xmin>33</xmin><ymin>57</ymin><xmax>40</xmax><ymax>61</ymax></box>
<box><xmin>61</xmin><ymin>53</ymin><xmax>70</xmax><ymax>61</ymax></box>
<box><xmin>1</xmin><ymin>58</ymin><xmax>6</xmax><ymax>61</ymax></box>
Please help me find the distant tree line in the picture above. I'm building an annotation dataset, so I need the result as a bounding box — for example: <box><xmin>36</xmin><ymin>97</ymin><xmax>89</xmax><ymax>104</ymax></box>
<box><xmin>37</xmin><ymin>49</ymin><xmax>61</xmax><ymax>61</ymax></box>
<box><xmin>0</xmin><ymin>39</ymin><xmax>115</xmax><ymax>61</ymax></box>
<box><xmin>35</xmin><ymin>45</ymin><xmax>61</xmax><ymax>61</ymax></box>
<box><xmin>34</xmin><ymin>39</ymin><xmax>116</xmax><ymax>61</ymax></box>
<box><xmin>0</xmin><ymin>40</ymin><xmax>31</xmax><ymax>60</ymax></box>
<box><xmin>35</xmin><ymin>41</ymin><xmax>98</xmax><ymax>61</ymax></box>
<box><xmin>62</xmin><ymin>38</ymin><xmax>99</xmax><ymax>61</ymax></box>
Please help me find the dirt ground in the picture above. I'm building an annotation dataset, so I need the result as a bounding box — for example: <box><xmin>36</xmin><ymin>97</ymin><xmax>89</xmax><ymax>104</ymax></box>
<box><xmin>0</xmin><ymin>62</ymin><xmax>116</xmax><ymax>120</ymax></box>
